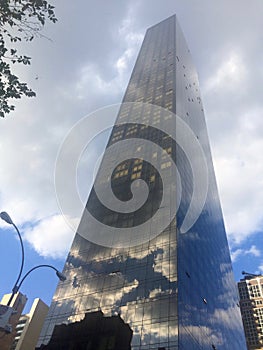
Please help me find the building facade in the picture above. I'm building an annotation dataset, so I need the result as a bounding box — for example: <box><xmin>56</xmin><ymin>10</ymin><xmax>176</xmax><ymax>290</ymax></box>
<box><xmin>238</xmin><ymin>274</ymin><xmax>263</xmax><ymax>349</ymax></box>
<box><xmin>11</xmin><ymin>298</ymin><xmax>48</xmax><ymax>350</ymax></box>
<box><xmin>38</xmin><ymin>15</ymin><xmax>246</xmax><ymax>349</ymax></box>
<box><xmin>0</xmin><ymin>292</ymin><xmax>27</xmax><ymax>350</ymax></box>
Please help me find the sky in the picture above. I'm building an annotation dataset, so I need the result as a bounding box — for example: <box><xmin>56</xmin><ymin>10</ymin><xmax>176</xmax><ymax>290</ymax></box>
<box><xmin>0</xmin><ymin>0</ymin><xmax>263</xmax><ymax>312</ymax></box>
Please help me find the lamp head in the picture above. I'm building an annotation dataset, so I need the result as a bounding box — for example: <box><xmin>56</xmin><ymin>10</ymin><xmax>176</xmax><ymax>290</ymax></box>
<box><xmin>0</xmin><ymin>212</ymin><xmax>13</xmax><ymax>225</ymax></box>
<box><xmin>56</xmin><ymin>271</ymin><xmax>66</xmax><ymax>282</ymax></box>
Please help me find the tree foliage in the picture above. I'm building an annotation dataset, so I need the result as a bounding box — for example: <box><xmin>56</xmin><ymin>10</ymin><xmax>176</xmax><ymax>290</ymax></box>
<box><xmin>0</xmin><ymin>0</ymin><xmax>57</xmax><ymax>118</ymax></box>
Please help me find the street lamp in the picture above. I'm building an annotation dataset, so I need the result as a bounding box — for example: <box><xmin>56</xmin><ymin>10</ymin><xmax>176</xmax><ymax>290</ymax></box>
<box><xmin>0</xmin><ymin>212</ymin><xmax>24</xmax><ymax>305</ymax></box>
<box><xmin>0</xmin><ymin>211</ymin><xmax>66</xmax><ymax>306</ymax></box>
<box><xmin>8</xmin><ymin>264</ymin><xmax>66</xmax><ymax>307</ymax></box>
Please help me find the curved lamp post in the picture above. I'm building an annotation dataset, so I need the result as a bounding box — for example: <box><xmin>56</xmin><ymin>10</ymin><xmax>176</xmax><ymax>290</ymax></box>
<box><xmin>0</xmin><ymin>211</ymin><xmax>66</xmax><ymax>306</ymax></box>
<box><xmin>0</xmin><ymin>212</ymin><xmax>24</xmax><ymax>305</ymax></box>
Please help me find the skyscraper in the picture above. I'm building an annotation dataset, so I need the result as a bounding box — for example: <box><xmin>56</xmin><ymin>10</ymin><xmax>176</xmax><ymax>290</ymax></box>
<box><xmin>238</xmin><ymin>273</ymin><xmax>263</xmax><ymax>349</ymax></box>
<box><xmin>38</xmin><ymin>15</ymin><xmax>246</xmax><ymax>349</ymax></box>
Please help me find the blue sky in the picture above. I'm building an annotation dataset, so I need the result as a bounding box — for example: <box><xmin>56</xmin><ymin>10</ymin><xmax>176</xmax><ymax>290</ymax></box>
<box><xmin>1</xmin><ymin>0</ymin><xmax>263</xmax><ymax>313</ymax></box>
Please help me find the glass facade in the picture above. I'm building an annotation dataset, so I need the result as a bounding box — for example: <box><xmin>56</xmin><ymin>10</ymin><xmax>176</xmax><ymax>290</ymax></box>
<box><xmin>37</xmin><ymin>15</ymin><xmax>246</xmax><ymax>349</ymax></box>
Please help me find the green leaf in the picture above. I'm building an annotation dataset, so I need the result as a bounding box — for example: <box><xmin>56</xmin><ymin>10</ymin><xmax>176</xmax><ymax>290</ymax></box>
<box><xmin>0</xmin><ymin>0</ymin><xmax>57</xmax><ymax>117</ymax></box>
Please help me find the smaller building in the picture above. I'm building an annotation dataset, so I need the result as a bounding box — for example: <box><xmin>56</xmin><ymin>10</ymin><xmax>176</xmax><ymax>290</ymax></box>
<box><xmin>0</xmin><ymin>292</ymin><xmax>27</xmax><ymax>350</ymax></box>
<box><xmin>11</xmin><ymin>298</ymin><xmax>48</xmax><ymax>350</ymax></box>
<box><xmin>238</xmin><ymin>273</ymin><xmax>263</xmax><ymax>349</ymax></box>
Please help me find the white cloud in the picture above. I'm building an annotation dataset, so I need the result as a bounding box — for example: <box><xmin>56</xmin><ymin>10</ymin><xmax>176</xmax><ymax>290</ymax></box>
<box><xmin>0</xmin><ymin>2</ymin><xmax>142</xmax><ymax>259</ymax></box>
<box><xmin>231</xmin><ymin>245</ymin><xmax>261</xmax><ymax>262</ymax></box>
<box><xmin>212</xmin><ymin>306</ymin><xmax>242</xmax><ymax>331</ymax></box>
<box><xmin>231</xmin><ymin>249</ymin><xmax>243</xmax><ymax>263</ymax></box>
<box><xmin>180</xmin><ymin>325</ymin><xmax>223</xmax><ymax>346</ymax></box>
<box><xmin>203</xmin><ymin>49</ymin><xmax>263</xmax><ymax>245</ymax></box>
<box><xmin>154</xmin><ymin>242</ymin><xmax>177</xmax><ymax>282</ymax></box>
<box><xmin>1</xmin><ymin>0</ymin><xmax>263</xmax><ymax>261</ymax></box>
<box><xmin>23</xmin><ymin>215</ymin><xmax>75</xmax><ymax>259</ymax></box>
<box><xmin>204</xmin><ymin>51</ymin><xmax>247</xmax><ymax>93</ymax></box>
<box><xmin>212</xmin><ymin>109</ymin><xmax>263</xmax><ymax>243</ymax></box>
<box><xmin>257</xmin><ymin>265</ymin><xmax>263</xmax><ymax>274</ymax></box>
<box><xmin>76</xmin><ymin>64</ymin><xmax>110</xmax><ymax>98</ymax></box>
<box><xmin>246</xmin><ymin>245</ymin><xmax>261</xmax><ymax>257</ymax></box>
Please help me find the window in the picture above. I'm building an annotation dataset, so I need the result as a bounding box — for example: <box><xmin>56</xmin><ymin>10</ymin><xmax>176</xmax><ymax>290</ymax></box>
<box><xmin>161</xmin><ymin>161</ymin><xmax>171</xmax><ymax>169</ymax></box>
<box><xmin>131</xmin><ymin>172</ymin><xmax>141</xmax><ymax>180</ymax></box>
<box><xmin>150</xmin><ymin>175</ymin><xmax>155</xmax><ymax>183</ymax></box>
